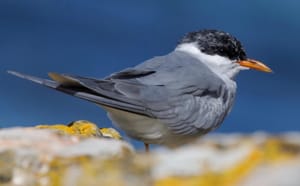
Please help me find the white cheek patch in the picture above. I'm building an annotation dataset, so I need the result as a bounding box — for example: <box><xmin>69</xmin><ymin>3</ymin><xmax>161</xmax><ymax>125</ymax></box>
<box><xmin>175</xmin><ymin>43</ymin><xmax>233</xmax><ymax>67</ymax></box>
<box><xmin>175</xmin><ymin>43</ymin><xmax>247</xmax><ymax>79</ymax></box>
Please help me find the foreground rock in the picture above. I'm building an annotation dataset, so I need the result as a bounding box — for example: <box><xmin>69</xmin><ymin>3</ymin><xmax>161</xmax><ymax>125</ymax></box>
<box><xmin>0</xmin><ymin>127</ymin><xmax>134</xmax><ymax>186</ymax></box>
<box><xmin>0</xmin><ymin>122</ymin><xmax>300</xmax><ymax>186</ymax></box>
<box><xmin>154</xmin><ymin>133</ymin><xmax>300</xmax><ymax>186</ymax></box>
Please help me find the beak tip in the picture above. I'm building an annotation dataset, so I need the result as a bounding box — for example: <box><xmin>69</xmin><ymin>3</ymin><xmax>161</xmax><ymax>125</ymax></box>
<box><xmin>264</xmin><ymin>67</ymin><xmax>273</xmax><ymax>73</ymax></box>
<box><xmin>239</xmin><ymin>59</ymin><xmax>272</xmax><ymax>73</ymax></box>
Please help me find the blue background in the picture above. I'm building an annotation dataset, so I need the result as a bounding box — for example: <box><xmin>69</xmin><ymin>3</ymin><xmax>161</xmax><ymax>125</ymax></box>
<box><xmin>1</xmin><ymin>1</ymin><xmax>299</xmax><ymax>147</ymax></box>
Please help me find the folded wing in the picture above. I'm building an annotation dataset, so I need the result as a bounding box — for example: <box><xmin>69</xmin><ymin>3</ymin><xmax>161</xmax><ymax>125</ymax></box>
<box><xmin>8</xmin><ymin>51</ymin><xmax>227</xmax><ymax>135</ymax></box>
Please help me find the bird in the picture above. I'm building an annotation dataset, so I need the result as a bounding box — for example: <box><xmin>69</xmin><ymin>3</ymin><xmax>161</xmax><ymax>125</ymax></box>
<box><xmin>8</xmin><ymin>29</ymin><xmax>272</xmax><ymax>151</ymax></box>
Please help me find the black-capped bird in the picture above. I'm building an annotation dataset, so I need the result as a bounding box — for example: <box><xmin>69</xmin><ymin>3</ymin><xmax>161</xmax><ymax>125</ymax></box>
<box><xmin>8</xmin><ymin>29</ymin><xmax>272</xmax><ymax>151</ymax></box>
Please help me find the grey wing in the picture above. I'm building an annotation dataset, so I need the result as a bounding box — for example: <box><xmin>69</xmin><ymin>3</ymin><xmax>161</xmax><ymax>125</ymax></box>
<box><xmin>53</xmin><ymin>71</ymin><xmax>225</xmax><ymax>136</ymax></box>
<box><xmin>115</xmin><ymin>51</ymin><xmax>228</xmax><ymax>135</ymax></box>
<box><xmin>8</xmin><ymin>51</ymin><xmax>227</xmax><ymax>135</ymax></box>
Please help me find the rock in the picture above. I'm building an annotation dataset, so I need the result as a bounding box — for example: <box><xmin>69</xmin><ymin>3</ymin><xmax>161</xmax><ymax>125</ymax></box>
<box><xmin>0</xmin><ymin>123</ymin><xmax>300</xmax><ymax>186</ymax></box>
<box><xmin>0</xmin><ymin>127</ymin><xmax>134</xmax><ymax>186</ymax></box>
<box><xmin>153</xmin><ymin>133</ymin><xmax>300</xmax><ymax>186</ymax></box>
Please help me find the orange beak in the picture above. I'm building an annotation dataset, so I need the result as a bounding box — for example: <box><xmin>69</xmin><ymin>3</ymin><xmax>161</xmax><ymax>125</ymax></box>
<box><xmin>238</xmin><ymin>59</ymin><xmax>272</xmax><ymax>73</ymax></box>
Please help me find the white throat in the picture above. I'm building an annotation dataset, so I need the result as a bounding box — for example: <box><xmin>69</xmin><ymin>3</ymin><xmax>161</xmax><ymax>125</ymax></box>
<box><xmin>175</xmin><ymin>43</ymin><xmax>248</xmax><ymax>79</ymax></box>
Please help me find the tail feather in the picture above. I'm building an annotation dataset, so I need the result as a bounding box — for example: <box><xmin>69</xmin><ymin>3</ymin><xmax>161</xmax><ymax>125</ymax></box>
<box><xmin>7</xmin><ymin>70</ymin><xmax>59</xmax><ymax>88</ymax></box>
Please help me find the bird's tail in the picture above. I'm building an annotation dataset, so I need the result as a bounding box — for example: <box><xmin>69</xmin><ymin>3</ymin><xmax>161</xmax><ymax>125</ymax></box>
<box><xmin>7</xmin><ymin>70</ymin><xmax>59</xmax><ymax>89</ymax></box>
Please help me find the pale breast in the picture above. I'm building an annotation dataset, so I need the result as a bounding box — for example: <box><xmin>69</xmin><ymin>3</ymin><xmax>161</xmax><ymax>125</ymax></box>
<box><xmin>103</xmin><ymin>106</ymin><xmax>170</xmax><ymax>144</ymax></box>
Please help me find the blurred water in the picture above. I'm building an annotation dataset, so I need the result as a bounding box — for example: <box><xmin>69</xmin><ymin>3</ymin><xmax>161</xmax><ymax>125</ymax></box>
<box><xmin>1</xmin><ymin>1</ymin><xmax>299</xmax><ymax>148</ymax></box>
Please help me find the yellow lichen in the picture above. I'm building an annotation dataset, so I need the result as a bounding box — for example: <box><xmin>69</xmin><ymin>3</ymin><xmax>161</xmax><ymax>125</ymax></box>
<box><xmin>263</xmin><ymin>138</ymin><xmax>297</xmax><ymax>162</ymax></box>
<box><xmin>100</xmin><ymin>128</ymin><xmax>122</xmax><ymax>140</ymax></box>
<box><xmin>35</xmin><ymin>120</ymin><xmax>123</xmax><ymax>140</ymax></box>
<box><xmin>155</xmin><ymin>138</ymin><xmax>300</xmax><ymax>186</ymax></box>
<box><xmin>68</xmin><ymin>120</ymin><xmax>102</xmax><ymax>137</ymax></box>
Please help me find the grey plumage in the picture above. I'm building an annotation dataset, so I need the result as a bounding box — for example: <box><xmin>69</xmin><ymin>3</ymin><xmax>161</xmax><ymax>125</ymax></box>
<box><xmin>8</xmin><ymin>51</ymin><xmax>236</xmax><ymax>146</ymax></box>
<box><xmin>7</xmin><ymin>29</ymin><xmax>273</xmax><ymax>147</ymax></box>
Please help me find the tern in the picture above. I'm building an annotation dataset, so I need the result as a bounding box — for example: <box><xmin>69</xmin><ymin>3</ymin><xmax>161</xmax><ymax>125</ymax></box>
<box><xmin>8</xmin><ymin>29</ymin><xmax>272</xmax><ymax>151</ymax></box>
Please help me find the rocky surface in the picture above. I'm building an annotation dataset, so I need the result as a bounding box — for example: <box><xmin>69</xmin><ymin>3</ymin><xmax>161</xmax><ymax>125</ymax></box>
<box><xmin>0</xmin><ymin>121</ymin><xmax>300</xmax><ymax>186</ymax></box>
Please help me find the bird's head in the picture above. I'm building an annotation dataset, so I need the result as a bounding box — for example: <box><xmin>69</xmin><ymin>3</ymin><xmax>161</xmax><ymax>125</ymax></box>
<box><xmin>176</xmin><ymin>29</ymin><xmax>272</xmax><ymax>78</ymax></box>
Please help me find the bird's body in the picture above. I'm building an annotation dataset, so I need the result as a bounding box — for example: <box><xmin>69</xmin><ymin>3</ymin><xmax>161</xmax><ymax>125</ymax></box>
<box><xmin>8</xmin><ymin>29</ymin><xmax>272</xmax><ymax>148</ymax></box>
<box><xmin>103</xmin><ymin>50</ymin><xmax>237</xmax><ymax>147</ymax></box>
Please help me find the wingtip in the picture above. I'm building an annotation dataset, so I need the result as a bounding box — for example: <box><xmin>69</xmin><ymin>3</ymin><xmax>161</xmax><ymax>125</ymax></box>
<box><xmin>7</xmin><ymin>70</ymin><xmax>25</xmax><ymax>78</ymax></box>
<box><xmin>7</xmin><ymin>70</ymin><xmax>17</xmax><ymax>75</ymax></box>
<box><xmin>7</xmin><ymin>70</ymin><xmax>43</xmax><ymax>84</ymax></box>
<box><xmin>7</xmin><ymin>70</ymin><xmax>60</xmax><ymax>89</ymax></box>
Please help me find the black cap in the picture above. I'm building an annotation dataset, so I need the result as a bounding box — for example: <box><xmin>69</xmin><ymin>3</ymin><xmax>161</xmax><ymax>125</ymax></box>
<box><xmin>179</xmin><ymin>29</ymin><xmax>247</xmax><ymax>61</ymax></box>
